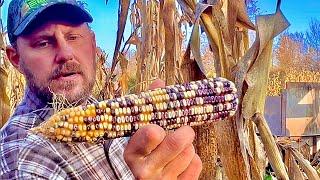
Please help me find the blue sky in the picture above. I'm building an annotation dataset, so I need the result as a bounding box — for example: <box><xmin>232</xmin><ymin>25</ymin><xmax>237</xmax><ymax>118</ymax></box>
<box><xmin>257</xmin><ymin>0</ymin><xmax>320</xmax><ymax>33</ymax></box>
<box><xmin>1</xmin><ymin>0</ymin><xmax>320</xmax><ymax>56</ymax></box>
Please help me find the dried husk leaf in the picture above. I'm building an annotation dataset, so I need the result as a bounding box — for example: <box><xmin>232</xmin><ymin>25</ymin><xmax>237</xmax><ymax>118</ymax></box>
<box><xmin>194</xmin><ymin>2</ymin><xmax>235</xmax><ymax>78</ymax></box>
<box><xmin>248</xmin><ymin>121</ymin><xmax>267</xmax><ymax>179</ymax></box>
<box><xmin>190</xmin><ymin>21</ymin><xmax>207</xmax><ymax>76</ymax></box>
<box><xmin>248</xmin><ymin>156</ymin><xmax>263</xmax><ymax>180</ymax></box>
<box><xmin>284</xmin><ymin>149</ymin><xmax>305</xmax><ymax>180</ymax></box>
<box><xmin>119</xmin><ymin>53</ymin><xmax>129</xmax><ymax>95</ymax></box>
<box><xmin>178</xmin><ymin>1</ymin><xmax>252</xmax><ymax>179</ymax></box>
<box><xmin>0</xmin><ymin>66</ymin><xmax>10</xmax><ymax>127</ymax></box>
<box><xmin>221</xmin><ymin>0</ymin><xmax>254</xmax><ymax>55</ymax></box>
<box><xmin>242</xmin><ymin>10</ymin><xmax>290</xmax><ymax>120</ymax></box>
<box><xmin>252</xmin><ymin>113</ymin><xmax>289</xmax><ymax>180</ymax></box>
<box><xmin>93</xmin><ymin>51</ymin><xmax>108</xmax><ymax>98</ymax></box>
<box><xmin>111</xmin><ymin>0</ymin><xmax>130</xmax><ymax>73</ymax></box>
<box><xmin>180</xmin><ymin>44</ymin><xmax>206</xmax><ymax>82</ymax></box>
<box><xmin>290</xmin><ymin>148</ymin><xmax>320</xmax><ymax>180</ymax></box>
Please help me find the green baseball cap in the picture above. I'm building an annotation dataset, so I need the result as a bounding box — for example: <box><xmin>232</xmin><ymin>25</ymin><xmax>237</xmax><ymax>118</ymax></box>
<box><xmin>7</xmin><ymin>0</ymin><xmax>93</xmax><ymax>44</ymax></box>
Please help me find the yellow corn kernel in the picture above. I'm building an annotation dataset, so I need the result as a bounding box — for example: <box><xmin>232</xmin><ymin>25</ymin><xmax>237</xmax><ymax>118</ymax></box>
<box><xmin>94</xmin><ymin>131</ymin><xmax>100</xmax><ymax>138</ymax></box>
<box><xmin>68</xmin><ymin>124</ymin><xmax>73</xmax><ymax>131</ymax></box>
<box><xmin>75</xmin><ymin>131</ymin><xmax>81</xmax><ymax>138</ymax></box>
<box><xmin>88</xmin><ymin>131</ymin><xmax>94</xmax><ymax>137</ymax></box>
<box><xmin>67</xmin><ymin>117</ymin><xmax>74</xmax><ymax>124</ymax></box>
<box><xmin>80</xmin><ymin>131</ymin><xmax>87</xmax><ymax>137</ymax></box>
<box><xmin>56</xmin><ymin>135</ymin><xmax>63</xmax><ymax>140</ymax></box>
<box><xmin>70</xmin><ymin>111</ymin><xmax>76</xmax><ymax>117</ymax></box>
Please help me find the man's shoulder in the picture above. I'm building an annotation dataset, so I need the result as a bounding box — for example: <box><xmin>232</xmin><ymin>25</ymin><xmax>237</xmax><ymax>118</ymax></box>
<box><xmin>1</xmin><ymin>113</ymin><xmax>39</xmax><ymax>136</ymax></box>
<box><xmin>0</xmin><ymin>121</ymin><xmax>67</xmax><ymax>179</ymax></box>
<box><xmin>0</xmin><ymin>113</ymin><xmax>40</xmax><ymax>176</ymax></box>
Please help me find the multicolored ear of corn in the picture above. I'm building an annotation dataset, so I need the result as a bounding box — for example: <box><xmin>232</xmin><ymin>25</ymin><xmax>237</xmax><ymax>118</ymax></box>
<box><xmin>31</xmin><ymin>77</ymin><xmax>239</xmax><ymax>143</ymax></box>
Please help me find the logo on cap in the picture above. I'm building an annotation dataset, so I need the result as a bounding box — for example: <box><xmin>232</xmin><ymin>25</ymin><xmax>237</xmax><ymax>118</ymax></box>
<box><xmin>22</xmin><ymin>0</ymin><xmax>64</xmax><ymax>17</ymax></box>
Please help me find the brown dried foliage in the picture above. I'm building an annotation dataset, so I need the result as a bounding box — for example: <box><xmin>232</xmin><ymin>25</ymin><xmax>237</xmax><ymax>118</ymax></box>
<box><xmin>2</xmin><ymin>1</ymin><xmax>320</xmax><ymax>179</ymax></box>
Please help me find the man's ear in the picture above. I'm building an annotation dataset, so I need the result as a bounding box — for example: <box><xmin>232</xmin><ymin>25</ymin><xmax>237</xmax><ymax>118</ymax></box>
<box><xmin>91</xmin><ymin>31</ymin><xmax>96</xmax><ymax>48</ymax></box>
<box><xmin>6</xmin><ymin>46</ymin><xmax>22</xmax><ymax>73</ymax></box>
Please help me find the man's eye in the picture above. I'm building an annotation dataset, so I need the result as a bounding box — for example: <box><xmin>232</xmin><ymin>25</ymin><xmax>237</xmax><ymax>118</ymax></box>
<box><xmin>35</xmin><ymin>40</ymin><xmax>49</xmax><ymax>48</ymax></box>
<box><xmin>68</xmin><ymin>35</ymin><xmax>80</xmax><ymax>41</ymax></box>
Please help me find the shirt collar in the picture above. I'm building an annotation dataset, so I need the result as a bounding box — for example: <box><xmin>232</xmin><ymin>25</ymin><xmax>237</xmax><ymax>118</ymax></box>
<box><xmin>12</xmin><ymin>87</ymin><xmax>53</xmax><ymax>120</ymax></box>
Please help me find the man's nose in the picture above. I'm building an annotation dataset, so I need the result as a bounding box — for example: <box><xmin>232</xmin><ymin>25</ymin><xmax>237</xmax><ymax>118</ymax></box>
<box><xmin>55</xmin><ymin>38</ymin><xmax>73</xmax><ymax>63</ymax></box>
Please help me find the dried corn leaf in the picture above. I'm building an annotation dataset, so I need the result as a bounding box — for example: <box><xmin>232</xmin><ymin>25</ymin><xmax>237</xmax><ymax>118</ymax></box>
<box><xmin>248</xmin><ymin>121</ymin><xmax>267</xmax><ymax>179</ymax></box>
<box><xmin>119</xmin><ymin>53</ymin><xmax>129</xmax><ymax>95</ymax></box>
<box><xmin>290</xmin><ymin>148</ymin><xmax>320</xmax><ymax>180</ymax></box>
<box><xmin>220</xmin><ymin>0</ymin><xmax>254</xmax><ymax>54</ymax></box>
<box><xmin>111</xmin><ymin>0</ymin><xmax>130</xmax><ymax>73</ymax></box>
<box><xmin>93</xmin><ymin>51</ymin><xmax>107</xmax><ymax>99</ymax></box>
<box><xmin>7</xmin><ymin>67</ymin><xmax>25</xmax><ymax>114</ymax></box>
<box><xmin>178</xmin><ymin>1</ymin><xmax>251</xmax><ymax>179</ymax></box>
<box><xmin>227</xmin><ymin>0</ymin><xmax>254</xmax><ymax>30</ymax></box>
<box><xmin>0</xmin><ymin>66</ymin><xmax>10</xmax><ymax>127</ymax></box>
<box><xmin>137</xmin><ymin>0</ymin><xmax>150</xmax><ymax>92</ymax></box>
<box><xmin>176</xmin><ymin>0</ymin><xmax>195</xmax><ymax>23</ymax></box>
<box><xmin>180</xmin><ymin>44</ymin><xmax>206</xmax><ymax>82</ymax></box>
<box><xmin>284</xmin><ymin>149</ymin><xmax>305</xmax><ymax>180</ymax></box>
<box><xmin>179</xmin><ymin>0</ymin><xmax>207</xmax><ymax>81</ymax></box>
<box><xmin>253</xmin><ymin>113</ymin><xmax>289</xmax><ymax>180</ymax></box>
<box><xmin>242</xmin><ymin>10</ymin><xmax>289</xmax><ymax>119</ymax></box>
<box><xmin>190</xmin><ymin>22</ymin><xmax>206</xmax><ymax>75</ymax></box>
<box><xmin>194</xmin><ymin>2</ymin><xmax>235</xmax><ymax>78</ymax></box>
<box><xmin>0</xmin><ymin>33</ymin><xmax>5</xmax><ymax>51</ymax></box>
<box><xmin>119</xmin><ymin>53</ymin><xmax>128</xmax><ymax>71</ymax></box>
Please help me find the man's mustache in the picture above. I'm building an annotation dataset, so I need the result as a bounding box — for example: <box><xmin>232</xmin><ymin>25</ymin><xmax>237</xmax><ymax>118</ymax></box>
<box><xmin>50</xmin><ymin>62</ymin><xmax>83</xmax><ymax>80</ymax></box>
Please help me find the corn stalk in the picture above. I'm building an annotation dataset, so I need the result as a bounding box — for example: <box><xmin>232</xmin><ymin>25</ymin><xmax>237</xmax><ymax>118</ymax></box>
<box><xmin>0</xmin><ymin>4</ymin><xmax>11</xmax><ymax>126</ymax></box>
<box><xmin>114</xmin><ymin>0</ymin><xmax>294</xmax><ymax>179</ymax></box>
<box><xmin>0</xmin><ymin>65</ymin><xmax>10</xmax><ymax>127</ymax></box>
<box><xmin>177</xmin><ymin>0</ymin><xmax>291</xmax><ymax>179</ymax></box>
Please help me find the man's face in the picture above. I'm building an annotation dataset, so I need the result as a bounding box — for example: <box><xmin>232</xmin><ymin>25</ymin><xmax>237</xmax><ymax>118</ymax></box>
<box><xmin>15</xmin><ymin>21</ymin><xmax>96</xmax><ymax>104</ymax></box>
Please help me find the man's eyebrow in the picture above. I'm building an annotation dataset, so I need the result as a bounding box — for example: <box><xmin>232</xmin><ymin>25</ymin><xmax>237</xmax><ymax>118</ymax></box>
<box><xmin>29</xmin><ymin>34</ymin><xmax>55</xmax><ymax>42</ymax></box>
<box><xmin>23</xmin><ymin>31</ymin><xmax>54</xmax><ymax>40</ymax></box>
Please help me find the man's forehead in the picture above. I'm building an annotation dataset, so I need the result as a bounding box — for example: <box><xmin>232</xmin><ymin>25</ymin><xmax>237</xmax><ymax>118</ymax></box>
<box><xmin>22</xmin><ymin>20</ymin><xmax>87</xmax><ymax>37</ymax></box>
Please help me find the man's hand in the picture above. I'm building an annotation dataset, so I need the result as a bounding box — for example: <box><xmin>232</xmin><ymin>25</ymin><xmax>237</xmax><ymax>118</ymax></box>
<box><xmin>124</xmin><ymin>125</ymin><xmax>202</xmax><ymax>179</ymax></box>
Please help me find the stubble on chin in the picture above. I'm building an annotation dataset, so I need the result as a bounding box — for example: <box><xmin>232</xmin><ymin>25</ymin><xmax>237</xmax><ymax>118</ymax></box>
<box><xmin>49</xmin><ymin>79</ymin><xmax>93</xmax><ymax>105</ymax></box>
<box><xmin>22</xmin><ymin>68</ymin><xmax>94</xmax><ymax>107</ymax></box>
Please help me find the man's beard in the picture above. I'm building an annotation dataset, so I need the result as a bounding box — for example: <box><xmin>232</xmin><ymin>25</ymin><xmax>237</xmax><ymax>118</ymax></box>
<box><xmin>20</xmin><ymin>61</ymin><xmax>95</xmax><ymax>106</ymax></box>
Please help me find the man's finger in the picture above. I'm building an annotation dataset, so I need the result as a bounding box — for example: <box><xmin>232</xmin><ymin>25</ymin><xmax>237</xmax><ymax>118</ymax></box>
<box><xmin>144</xmin><ymin>126</ymin><xmax>195</xmax><ymax>170</ymax></box>
<box><xmin>162</xmin><ymin>145</ymin><xmax>195</xmax><ymax>177</ymax></box>
<box><xmin>125</xmin><ymin>124</ymin><xmax>166</xmax><ymax>157</ymax></box>
<box><xmin>178</xmin><ymin>154</ymin><xmax>203</xmax><ymax>180</ymax></box>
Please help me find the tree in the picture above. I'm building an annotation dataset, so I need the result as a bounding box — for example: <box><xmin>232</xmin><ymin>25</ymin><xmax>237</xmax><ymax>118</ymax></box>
<box><xmin>246</xmin><ymin>0</ymin><xmax>260</xmax><ymax>19</ymax></box>
<box><xmin>275</xmin><ymin>32</ymin><xmax>306</xmax><ymax>70</ymax></box>
<box><xmin>305</xmin><ymin>18</ymin><xmax>320</xmax><ymax>60</ymax></box>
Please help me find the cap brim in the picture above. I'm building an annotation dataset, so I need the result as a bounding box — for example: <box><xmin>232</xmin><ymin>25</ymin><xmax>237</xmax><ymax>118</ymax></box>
<box><xmin>13</xmin><ymin>2</ymin><xmax>93</xmax><ymax>36</ymax></box>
